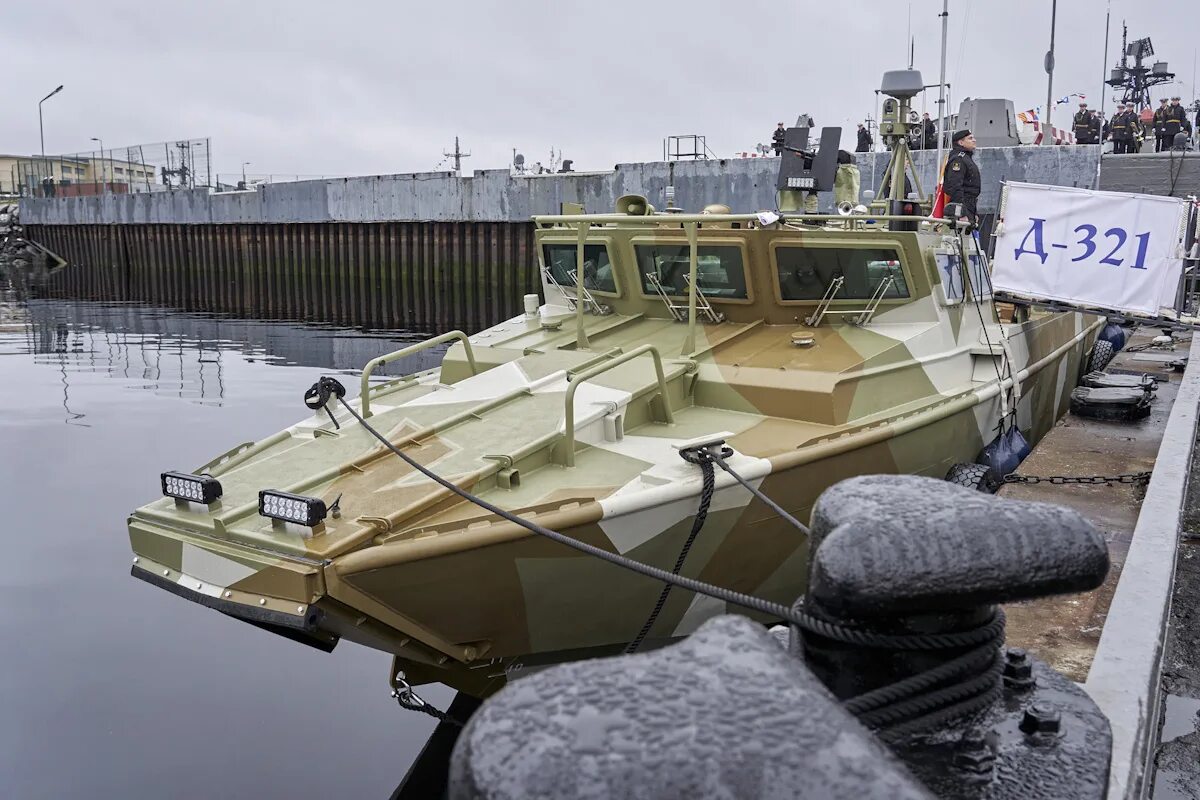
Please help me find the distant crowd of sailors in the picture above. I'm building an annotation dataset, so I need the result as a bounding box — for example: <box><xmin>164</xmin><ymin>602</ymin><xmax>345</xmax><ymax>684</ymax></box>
<box><xmin>1077</xmin><ymin>97</ymin><xmax>1195</xmax><ymax>153</ymax></box>
<box><xmin>772</xmin><ymin>98</ymin><xmax>1196</xmax><ymax>157</ymax></box>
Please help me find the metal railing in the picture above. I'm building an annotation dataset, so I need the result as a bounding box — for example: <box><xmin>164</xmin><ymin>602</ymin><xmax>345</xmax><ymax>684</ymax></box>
<box><xmin>562</xmin><ymin>344</ymin><xmax>677</xmax><ymax>467</ymax></box>
<box><xmin>360</xmin><ymin>331</ymin><xmax>477</xmax><ymax>418</ymax></box>
<box><xmin>533</xmin><ymin>212</ymin><xmax>948</xmax><ymax>228</ymax></box>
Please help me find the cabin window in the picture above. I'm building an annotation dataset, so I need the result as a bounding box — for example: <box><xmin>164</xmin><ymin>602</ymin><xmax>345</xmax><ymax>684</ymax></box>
<box><xmin>775</xmin><ymin>247</ymin><xmax>910</xmax><ymax>301</ymax></box>
<box><xmin>541</xmin><ymin>244</ymin><xmax>617</xmax><ymax>294</ymax></box>
<box><xmin>634</xmin><ymin>244</ymin><xmax>748</xmax><ymax>299</ymax></box>
<box><xmin>935</xmin><ymin>253</ymin><xmax>990</xmax><ymax>303</ymax></box>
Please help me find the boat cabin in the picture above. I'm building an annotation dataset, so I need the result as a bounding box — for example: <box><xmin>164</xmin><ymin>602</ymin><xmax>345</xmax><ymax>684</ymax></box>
<box><xmin>533</xmin><ymin>208</ymin><xmax>993</xmax><ymax>329</ymax></box>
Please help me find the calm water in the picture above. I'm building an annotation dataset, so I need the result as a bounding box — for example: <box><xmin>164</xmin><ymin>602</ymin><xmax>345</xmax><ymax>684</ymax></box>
<box><xmin>0</xmin><ymin>297</ymin><xmax>454</xmax><ymax>798</ymax></box>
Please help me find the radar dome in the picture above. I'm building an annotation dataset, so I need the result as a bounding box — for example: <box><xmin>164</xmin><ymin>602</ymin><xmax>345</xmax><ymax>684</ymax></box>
<box><xmin>880</xmin><ymin>70</ymin><xmax>924</xmax><ymax>100</ymax></box>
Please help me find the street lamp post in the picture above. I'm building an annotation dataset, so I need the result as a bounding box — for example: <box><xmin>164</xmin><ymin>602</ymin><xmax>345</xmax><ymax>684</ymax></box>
<box><xmin>38</xmin><ymin>84</ymin><xmax>64</xmax><ymax>181</ymax></box>
<box><xmin>91</xmin><ymin>137</ymin><xmax>106</xmax><ymax>191</ymax></box>
<box><xmin>1043</xmin><ymin>0</ymin><xmax>1058</xmax><ymax>143</ymax></box>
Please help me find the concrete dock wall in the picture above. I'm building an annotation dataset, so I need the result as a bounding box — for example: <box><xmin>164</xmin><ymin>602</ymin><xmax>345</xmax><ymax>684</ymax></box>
<box><xmin>20</xmin><ymin>145</ymin><xmax>1137</xmax><ymax>333</ymax></box>
<box><xmin>26</xmin><ymin>221</ymin><xmax>539</xmax><ymax>332</ymax></box>
<box><xmin>22</xmin><ymin>146</ymin><xmax>1102</xmax><ymax>226</ymax></box>
<box><xmin>1098</xmin><ymin>151</ymin><xmax>1200</xmax><ymax>197</ymax></box>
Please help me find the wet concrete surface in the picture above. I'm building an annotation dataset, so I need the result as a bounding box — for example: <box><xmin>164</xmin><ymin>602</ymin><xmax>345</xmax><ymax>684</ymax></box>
<box><xmin>1149</xmin><ymin>429</ymin><xmax>1200</xmax><ymax>799</ymax></box>
<box><xmin>1002</xmin><ymin>329</ymin><xmax>1187</xmax><ymax>682</ymax></box>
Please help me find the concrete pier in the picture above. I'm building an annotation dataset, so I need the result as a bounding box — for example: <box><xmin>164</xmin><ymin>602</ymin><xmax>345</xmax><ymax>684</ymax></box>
<box><xmin>997</xmin><ymin>329</ymin><xmax>1200</xmax><ymax>798</ymax></box>
<box><xmin>22</xmin><ymin>144</ymin><xmax>1198</xmax><ymax>333</ymax></box>
<box><xmin>20</xmin><ymin>146</ymin><xmax>1102</xmax><ymax>226</ymax></box>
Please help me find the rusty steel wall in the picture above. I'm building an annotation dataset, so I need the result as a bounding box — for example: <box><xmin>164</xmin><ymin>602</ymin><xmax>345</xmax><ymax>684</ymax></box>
<box><xmin>26</xmin><ymin>222</ymin><xmax>539</xmax><ymax>332</ymax></box>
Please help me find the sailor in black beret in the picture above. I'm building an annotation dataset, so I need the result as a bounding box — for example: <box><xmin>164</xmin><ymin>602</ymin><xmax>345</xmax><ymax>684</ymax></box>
<box><xmin>943</xmin><ymin>130</ymin><xmax>980</xmax><ymax>224</ymax></box>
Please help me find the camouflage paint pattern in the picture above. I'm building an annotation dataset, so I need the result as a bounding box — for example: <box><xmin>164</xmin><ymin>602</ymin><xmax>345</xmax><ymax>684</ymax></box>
<box><xmin>127</xmin><ymin>213</ymin><xmax>1102</xmax><ymax>697</ymax></box>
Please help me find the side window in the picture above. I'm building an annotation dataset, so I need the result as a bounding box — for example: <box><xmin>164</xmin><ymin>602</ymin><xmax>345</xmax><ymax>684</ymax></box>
<box><xmin>541</xmin><ymin>244</ymin><xmax>616</xmax><ymax>294</ymax></box>
<box><xmin>634</xmin><ymin>244</ymin><xmax>748</xmax><ymax>299</ymax></box>
<box><xmin>776</xmin><ymin>247</ymin><xmax>910</xmax><ymax>300</ymax></box>
<box><xmin>966</xmin><ymin>254</ymin><xmax>991</xmax><ymax>299</ymax></box>
<box><xmin>935</xmin><ymin>252</ymin><xmax>989</xmax><ymax>303</ymax></box>
<box><xmin>935</xmin><ymin>253</ymin><xmax>965</xmax><ymax>304</ymax></box>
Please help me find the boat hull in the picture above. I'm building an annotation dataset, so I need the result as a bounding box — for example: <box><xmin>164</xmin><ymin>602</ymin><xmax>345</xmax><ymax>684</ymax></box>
<box><xmin>326</xmin><ymin>312</ymin><xmax>1101</xmax><ymax>695</ymax></box>
<box><xmin>127</xmin><ymin>307</ymin><xmax>1101</xmax><ymax>698</ymax></box>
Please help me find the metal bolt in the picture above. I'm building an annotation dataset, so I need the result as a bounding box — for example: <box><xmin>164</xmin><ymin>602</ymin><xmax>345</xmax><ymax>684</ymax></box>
<box><xmin>132</xmin><ymin>557</ymin><xmax>139</xmax><ymax>564</ymax></box>
<box><xmin>952</xmin><ymin>731</ymin><xmax>995</xmax><ymax>777</ymax></box>
<box><xmin>297</xmin><ymin>606</ymin><xmax>305</xmax><ymax>614</ymax></box>
<box><xmin>1003</xmin><ymin>647</ymin><xmax>1035</xmax><ymax>691</ymax></box>
<box><xmin>259</xmin><ymin>598</ymin><xmax>267</xmax><ymax>606</ymax></box>
<box><xmin>196</xmin><ymin>582</ymin><xmax>203</xmax><ymax>590</ymax></box>
<box><xmin>1020</xmin><ymin>701</ymin><xmax>1062</xmax><ymax>736</ymax></box>
<box><xmin>163</xmin><ymin>569</ymin><xmax>170</xmax><ymax>576</ymax></box>
<box><xmin>224</xmin><ymin>591</ymin><xmax>233</xmax><ymax>598</ymax></box>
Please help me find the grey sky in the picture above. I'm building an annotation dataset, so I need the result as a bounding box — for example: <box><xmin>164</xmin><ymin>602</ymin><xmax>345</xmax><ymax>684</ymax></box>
<box><xmin>3</xmin><ymin>0</ymin><xmax>1197</xmax><ymax>178</ymax></box>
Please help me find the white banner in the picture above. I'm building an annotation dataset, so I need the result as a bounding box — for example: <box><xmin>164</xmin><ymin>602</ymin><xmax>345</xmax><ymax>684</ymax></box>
<box><xmin>992</xmin><ymin>182</ymin><xmax>1186</xmax><ymax>316</ymax></box>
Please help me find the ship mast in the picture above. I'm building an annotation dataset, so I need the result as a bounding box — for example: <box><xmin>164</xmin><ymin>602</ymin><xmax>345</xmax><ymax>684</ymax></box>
<box><xmin>936</xmin><ymin>0</ymin><xmax>949</xmax><ymax>175</ymax></box>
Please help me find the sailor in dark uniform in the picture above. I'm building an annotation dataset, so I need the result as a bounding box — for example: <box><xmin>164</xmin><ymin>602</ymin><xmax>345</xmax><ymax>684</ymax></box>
<box><xmin>856</xmin><ymin>123</ymin><xmax>873</xmax><ymax>152</ymax></box>
<box><xmin>1110</xmin><ymin>104</ymin><xmax>1130</xmax><ymax>154</ymax></box>
<box><xmin>772</xmin><ymin>122</ymin><xmax>786</xmax><ymax>156</ymax></box>
<box><xmin>1164</xmin><ymin>97</ymin><xmax>1188</xmax><ymax>147</ymax></box>
<box><xmin>1153</xmin><ymin>99</ymin><xmax>1168</xmax><ymax>152</ymax></box>
<box><xmin>942</xmin><ymin>129</ymin><xmax>981</xmax><ymax>225</ymax></box>
<box><xmin>1072</xmin><ymin>102</ymin><xmax>1096</xmax><ymax>144</ymax></box>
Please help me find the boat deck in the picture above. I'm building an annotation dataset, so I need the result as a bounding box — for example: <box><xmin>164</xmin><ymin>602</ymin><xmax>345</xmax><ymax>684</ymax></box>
<box><xmin>1002</xmin><ymin>327</ymin><xmax>1190</xmax><ymax>682</ymax></box>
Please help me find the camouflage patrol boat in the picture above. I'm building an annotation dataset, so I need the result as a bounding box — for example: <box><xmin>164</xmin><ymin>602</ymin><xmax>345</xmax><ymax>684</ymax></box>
<box><xmin>127</xmin><ymin>72</ymin><xmax>1104</xmax><ymax>697</ymax></box>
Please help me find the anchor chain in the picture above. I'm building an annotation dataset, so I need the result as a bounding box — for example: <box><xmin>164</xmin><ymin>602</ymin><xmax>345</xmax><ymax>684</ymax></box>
<box><xmin>1001</xmin><ymin>471</ymin><xmax>1151</xmax><ymax>486</ymax></box>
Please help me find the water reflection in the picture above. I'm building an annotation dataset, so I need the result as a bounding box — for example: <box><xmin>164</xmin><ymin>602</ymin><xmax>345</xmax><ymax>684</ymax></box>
<box><xmin>0</xmin><ymin>294</ymin><xmax>451</xmax><ymax>798</ymax></box>
<box><xmin>1</xmin><ymin>297</ymin><xmax>441</xmax><ymax>422</ymax></box>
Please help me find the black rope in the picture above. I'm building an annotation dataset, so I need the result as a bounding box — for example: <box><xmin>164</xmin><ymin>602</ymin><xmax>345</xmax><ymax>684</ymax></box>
<box><xmin>862</xmin><ymin>649</ymin><xmax>1004</xmax><ymax>731</ymax></box>
<box><xmin>877</xmin><ymin>658</ymin><xmax>1005</xmax><ymax>742</ymax></box>
<box><xmin>844</xmin><ymin>636</ymin><xmax>1000</xmax><ymax>715</ymax></box>
<box><xmin>314</xmin><ymin>379</ymin><xmax>1005</xmax><ymax>736</ymax></box>
<box><xmin>624</xmin><ymin>448</ymin><xmax>718</xmax><ymax>655</ymax></box>
<box><xmin>958</xmin><ymin>231</ymin><xmax>1013</xmax><ymax>430</ymax></box>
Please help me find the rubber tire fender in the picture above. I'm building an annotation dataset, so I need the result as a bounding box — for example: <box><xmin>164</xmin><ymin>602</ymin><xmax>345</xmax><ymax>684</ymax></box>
<box><xmin>1089</xmin><ymin>339</ymin><xmax>1115</xmax><ymax>373</ymax></box>
<box><xmin>946</xmin><ymin>462</ymin><xmax>997</xmax><ymax>493</ymax></box>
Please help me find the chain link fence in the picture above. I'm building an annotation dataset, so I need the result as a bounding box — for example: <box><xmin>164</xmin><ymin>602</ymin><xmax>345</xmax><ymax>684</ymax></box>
<box><xmin>212</xmin><ymin>173</ymin><xmax>341</xmax><ymax>192</ymax></box>
<box><xmin>6</xmin><ymin>138</ymin><xmax>212</xmax><ymax>198</ymax></box>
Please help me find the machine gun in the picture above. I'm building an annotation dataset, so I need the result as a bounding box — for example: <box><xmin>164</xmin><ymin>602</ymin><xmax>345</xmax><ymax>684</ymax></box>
<box><xmin>774</xmin><ymin>124</ymin><xmax>842</xmax><ymax>212</ymax></box>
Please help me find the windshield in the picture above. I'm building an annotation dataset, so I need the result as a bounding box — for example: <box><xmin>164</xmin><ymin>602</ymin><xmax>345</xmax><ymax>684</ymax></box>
<box><xmin>634</xmin><ymin>244</ymin><xmax>748</xmax><ymax>299</ymax></box>
<box><xmin>541</xmin><ymin>244</ymin><xmax>616</xmax><ymax>294</ymax></box>
<box><xmin>776</xmin><ymin>246</ymin><xmax>909</xmax><ymax>301</ymax></box>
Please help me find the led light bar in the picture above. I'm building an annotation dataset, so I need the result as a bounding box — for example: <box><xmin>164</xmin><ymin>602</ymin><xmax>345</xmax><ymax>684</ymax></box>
<box><xmin>161</xmin><ymin>471</ymin><xmax>223</xmax><ymax>504</ymax></box>
<box><xmin>259</xmin><ymin>490</ymin><xmax>327</xmax><ymax>527</ymax></box>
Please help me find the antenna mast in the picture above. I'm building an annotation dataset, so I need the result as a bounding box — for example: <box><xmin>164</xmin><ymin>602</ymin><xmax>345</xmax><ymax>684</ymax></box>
<box><xmin>443</xmin><ymin>136</ymin><xmax>471</xmax><ymax>175</ymax></box>
<box><xmin>1105</xmin><ymin>23</ymin><xmax>1174</xmax><ymax>111</ymax></box>
<box><xmin>936</xmin><ymin>0</ymin><xmax>948</xmax><ymax>181</ymax></box>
